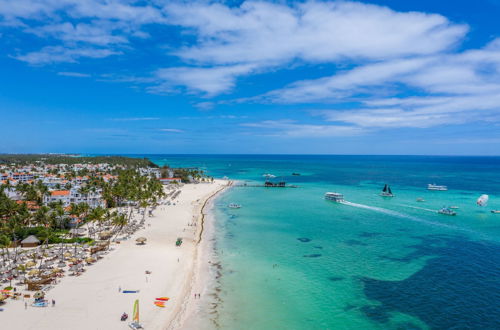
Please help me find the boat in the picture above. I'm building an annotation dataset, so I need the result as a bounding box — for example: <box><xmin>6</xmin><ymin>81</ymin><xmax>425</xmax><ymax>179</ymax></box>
<box><xmin>292</xmin><ymin>173</ymin><xmax>301</xmax><ymax>176</ymax></box>
<box><xmin>129</xmin><ymin>299</ymin><xmax>144</xmax><ymax>329</ymax></box>
<box><xmin>438</xmin><ymin>207</ymin><xmax>457</xmax><ymax>216</ymax></box>
<box><xmin>491</xmin><ymin>210</ymin><xmax>500</xmax><ymax>214</ymax></box>
<box><xmin>263</xmin><ymin>173</ymin><xmax>276</xmax><ymax>179</ymax></box>
<box><xmin>380</xmin><ymin>184</ymin><xmax>394</xmax><ymax>197</ymax></box>
<box><xmin>324</xmin><ymin>192</ymin><xmax>344</xmax><ymax>203</ymax></box>
<box><xmin>228</xmin><ymin>203</ymin><xmax>241</xmax><ymax>209</ymax></box>
<box><xmin>427</xmin><ymin>184</ymin><xmax>448</xmax><ymax>191</ymax></box>
<box><xmin>416</xmin><ymin>197</ymin><xmax>425</xmax><ymax>202</ymax></box>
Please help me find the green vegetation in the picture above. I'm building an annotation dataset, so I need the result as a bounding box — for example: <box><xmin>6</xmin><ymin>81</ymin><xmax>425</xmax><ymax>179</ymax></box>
<box><xmin>0</xmin><ymin>154</ymin><xmax>157</xmax><ymax>168</ymax></box>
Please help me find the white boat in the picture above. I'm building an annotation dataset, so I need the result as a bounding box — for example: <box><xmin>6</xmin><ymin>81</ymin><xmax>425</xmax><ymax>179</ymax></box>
<box><xmin>380</xmin><ymin>184</ymin><xmax>394</xmax><ymax>197</ymax></box>
<box><xmin>438</xmin><ymin>207</ymin><xmax>456</xmax><ymax>216</ymax></box>
<box><xmin>228</xmin><ymin>203</ymin><xmax>241</xmax><ymax>209</ymax></box>
<box><xmin>416</xmin><ymin>197</ymin><xmax>425</xmax><ymax>202</ymax></box>
<box><xmin>427</xmin><ymin>184</ymin><xmax>448</xmax><ymax>191</ymax></box>
<box><xmin>491</xmin><ymin>210</ymin><xmax>500</xmax><ymax>214</ymax></box>
<box><xmin>324</xmin><ymin>192</ymin><xmax>344</xmax><ymax>203</ymax></box>
<box><xmin>263</xmin><ymin>173</ymin><xmax>276</xmax><ymax>178</ymax></box>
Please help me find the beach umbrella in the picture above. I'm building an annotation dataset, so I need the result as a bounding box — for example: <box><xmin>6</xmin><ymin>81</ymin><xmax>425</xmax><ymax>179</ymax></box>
<box><xmin>51</xmin><ymin>268</ymin><xmax>62</xmax><ymax>273</ymax></box>
<box><xmin>64</xmin><ymin>252</ymin><xmax>72</xmax><ymax>258</ymax></box>
<box><xmin>136</xmin><ymin>237</ymin><xmax>147</xmax><ymax>244</ymax></box>
<box><xmin>33</xmin><ymin>291</ymin><xmax>44</xmax><ymax>299</ymax></box>
<box><xmin>70</xmin><ymin>258</ymin><xmax>78</xmax><ymax>263</ymax></box>
<box><xmin>85</xmin><ymin>257</ymin><xmax>95</xmax><ymax>263</ymax></box>
<box><xmin>28</xmin><ymin>269</ymin><xmax>40</xmax><ymax>276</ymax></box>
<box><xmin>25</xmin><ymin>261</ymin><xmax>36</xmax><ymax>268</ymax></box>
<box><xmin>57</xmin><ymin>261</ymin><xmax>66</xmax><ymax>268</ymax></box>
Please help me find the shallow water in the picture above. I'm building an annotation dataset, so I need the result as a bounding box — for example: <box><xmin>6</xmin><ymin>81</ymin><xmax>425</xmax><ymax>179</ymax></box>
<box><xmin>144</xmin><ymin>155</ymin><xmax>500</xmax><ymax>330</ymax></box>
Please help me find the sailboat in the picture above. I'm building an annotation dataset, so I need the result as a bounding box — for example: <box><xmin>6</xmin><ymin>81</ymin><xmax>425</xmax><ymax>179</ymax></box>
<box><xmin>380</xmin><ymin>184</ymin><xmax>394</xmax><ymax>197</ymax></box>
<box><xmin>129</xmin><ymin>299</ymin><xmax>144</xmax><ymax>329</ymax></box>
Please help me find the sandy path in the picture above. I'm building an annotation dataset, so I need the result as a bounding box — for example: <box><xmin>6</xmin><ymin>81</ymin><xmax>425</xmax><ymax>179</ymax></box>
<box><xmin>2</xmin><ymin>180</ymin><xmax>228</xmax><ymax>330</ymax></box>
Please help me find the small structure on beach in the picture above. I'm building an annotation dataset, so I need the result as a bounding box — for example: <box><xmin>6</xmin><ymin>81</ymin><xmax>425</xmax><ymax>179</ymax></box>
<box><xmin>21</xmin><ymin>235</ymin><xmax>40</xmax><ymax>248</ymax></box>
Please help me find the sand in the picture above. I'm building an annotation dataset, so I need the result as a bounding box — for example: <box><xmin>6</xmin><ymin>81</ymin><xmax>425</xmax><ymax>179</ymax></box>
<box><xmin>1</xmin><ymin>180</ymin><xmax>229</xmax><ymax>330</ymax></box>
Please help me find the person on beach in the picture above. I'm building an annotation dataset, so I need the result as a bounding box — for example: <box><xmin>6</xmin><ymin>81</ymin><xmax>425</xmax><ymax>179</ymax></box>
<box><xmin>52</xmin><ymin>299</ymin><xmax>55</xmax><ymax>307</ymax></box>
<box><xmin>25</xmin><ymin>302</ymin><xmax>27</xmax><ymax>310</ymax></box>
<box><xmin>119</xmin><ymin>286</ymin><xmax>121</xmax><ymax>293</ymax></box>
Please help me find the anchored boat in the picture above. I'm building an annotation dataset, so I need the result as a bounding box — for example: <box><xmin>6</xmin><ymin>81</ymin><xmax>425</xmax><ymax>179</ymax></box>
<box><xmin>428</xmin><ymin>184</ymin><xmax>448</xmax><ymax>191</ymax></box>
<box><xmin>380</xmin><ymin>184</ymin><xmax>394</xmax><ymax>197</ymax></box>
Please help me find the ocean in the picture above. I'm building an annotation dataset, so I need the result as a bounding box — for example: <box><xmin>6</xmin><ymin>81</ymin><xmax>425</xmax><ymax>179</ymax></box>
<box><xmin>143</xmin><ymin>155</ymin><xmax>500</xmax><ymax>330</ymax></box>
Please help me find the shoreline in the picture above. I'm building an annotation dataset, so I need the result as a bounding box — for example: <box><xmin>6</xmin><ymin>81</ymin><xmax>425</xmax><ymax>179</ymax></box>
<box><xmin>1</xmin><ymin>180</ymin><xmax>229</xmax><ymax>330</ymax></box>
<box><xmin>167</xmin><ymin>180</ymin><xmax>233</xmax><ymax>329</ymax></box>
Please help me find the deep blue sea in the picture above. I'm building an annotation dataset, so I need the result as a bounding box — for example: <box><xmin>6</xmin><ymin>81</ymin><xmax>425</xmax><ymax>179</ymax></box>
<box><xmin>141</xmin><ymin>155</ymin><xmax>500</xmax><ymax>330</ymax></box>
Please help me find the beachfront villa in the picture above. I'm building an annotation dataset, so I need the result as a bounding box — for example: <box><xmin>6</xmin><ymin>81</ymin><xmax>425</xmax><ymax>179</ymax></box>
<box><xmin>43</xmin><ymin>188</ymin><xmax>106</xmax><ymax>208</ymax></box>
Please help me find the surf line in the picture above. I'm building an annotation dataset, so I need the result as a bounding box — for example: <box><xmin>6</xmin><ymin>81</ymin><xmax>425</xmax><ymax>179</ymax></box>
<box><xmin>339</xmin><ymin>201</ymin><xmax>460</xmax><ymax>232</ymax></box>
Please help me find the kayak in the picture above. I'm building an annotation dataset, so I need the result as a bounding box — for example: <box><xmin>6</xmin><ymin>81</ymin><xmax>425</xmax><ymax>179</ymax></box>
<box><xmin>123</xmin><ymin>290</ymin><xmax>140</xmax><ymax>293</ymax></box>
<box><xmin>156</xmin><ymin>297</ymin><xmax>170</xmax><ymax>301</ymax></box>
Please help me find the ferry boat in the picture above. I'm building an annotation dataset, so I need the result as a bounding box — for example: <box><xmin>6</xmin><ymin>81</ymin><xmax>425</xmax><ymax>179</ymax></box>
<box><xmin>428</xmin><ymin>184</ymin><xmax>448</xmax><ymax>191</ymax></box>
<box><xmin>438</xmin><ymin>207</ymin><xmax>456</xmax><ymax>216</ymax></box>
<box><xmin>324</xmin><ymin>192</ymin><xmax>344</xmax><ymax>203</ymax></box>
<box><xmin>380</xmin><ymin>184</ymin><xmax>394</xmax><ymax>197</ymax></box>
<box><xmin>228</xmin><ymin>203</ymin><xmax>241</xmax><ymax>209</ymax></box>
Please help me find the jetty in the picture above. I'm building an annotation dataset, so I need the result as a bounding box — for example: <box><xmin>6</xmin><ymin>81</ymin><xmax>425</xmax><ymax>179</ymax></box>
<box><xmin>235</xmin><ymin>181</ymin><xmax>299</xmax><ymax>188</ymax></box>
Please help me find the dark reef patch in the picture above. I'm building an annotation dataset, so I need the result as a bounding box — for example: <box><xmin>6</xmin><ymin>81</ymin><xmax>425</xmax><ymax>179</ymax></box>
<box><xmin>344</xmin><ymin>239</ymin><xmax>368</xmax><ymax>246</ymax></box>
<box><xmin>359</xmin><ymin>232</ymin><xmax>383</xmax><ymax>238</ymax></box>
<box><xmin>297</xmin><ymin>237</ymin><xmax>312</xmax><ymax>242</ymax></box>
<box><xmin>303</xmin><ymin>254</ymin><xmax>322</xmax><ymax>258</ymax></box>
<box><xmin>313</xmin><ymin>246</ymin><xmax>323</xmax><ymax>249</ymax></box>
<box><xmin>361</xmin><ymin>235</ymin><xmax>500</xmax><ymax>329</ymax></box>
<box><xmin>328</xmin><ymin>276</ymin><xmax>344</xmax><ymax>282</ymax></box>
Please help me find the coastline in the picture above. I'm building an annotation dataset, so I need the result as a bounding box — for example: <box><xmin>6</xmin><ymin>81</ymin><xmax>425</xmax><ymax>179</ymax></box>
<box><xmin>168</xmin><ymin>180</ymin><xmax>233</xmax><ymax>330</ymax></box>
<box><xmin>1</xmin><ymin>180</ymin><xmax>229</xmax><ymax>330</ymax></box>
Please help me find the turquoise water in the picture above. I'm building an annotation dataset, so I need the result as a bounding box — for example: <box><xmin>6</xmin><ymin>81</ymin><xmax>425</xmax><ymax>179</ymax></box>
<box><xmin>145</xmin><ymin>155</ymin><xmax>500</xmax><ymax>329</ymax></box>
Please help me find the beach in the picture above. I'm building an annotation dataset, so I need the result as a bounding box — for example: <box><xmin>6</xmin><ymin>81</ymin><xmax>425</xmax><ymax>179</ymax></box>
<box><xmin>2</xmin><ymin>179</ymin><xmax>229</xmax><ymax>330</ymax></box>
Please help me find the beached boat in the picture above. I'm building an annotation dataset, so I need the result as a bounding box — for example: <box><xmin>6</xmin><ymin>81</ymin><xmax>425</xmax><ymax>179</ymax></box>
<box><xmin>380</xmin><ymin>184</ymin><xmax>394</xmax><ymax>197</ymax></box>
<box><xmin>228</xmin><ymin>203</ymin><xmax>241</xmax><ymax>209</ymax></box>
<box><xmin>324</xmin><ymin>192</ymin><xmax>344</xmax><ymax>203</ymax></box>
<box><xmin>129</xmin><ymin>299</ymin><xmax>143</xmax><ymax>329</ymax></box>
<box><xmin>428</xmin><ymin>184</ymin><xmax>448</xmax><ymax>191</ymax></box>
<box><xmin>438</xmin><ymin>207</ymin><xmax>456</xmax><ymax>216</ymax></box>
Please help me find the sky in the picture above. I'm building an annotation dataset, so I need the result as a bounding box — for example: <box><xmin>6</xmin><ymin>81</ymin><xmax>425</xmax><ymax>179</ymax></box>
<box><xmin>1</xmin><ymin>0</ymin><xmax>500</xmax><ymax>155</ymax></box>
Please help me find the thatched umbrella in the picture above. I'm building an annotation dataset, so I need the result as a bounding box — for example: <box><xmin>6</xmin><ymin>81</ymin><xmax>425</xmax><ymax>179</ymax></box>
<box><xmin>25</xmin><ymin>261</ymin><xmax>36</xmax><ymax>268</ymax></box>
<box><xmin>136</xmin><ymin>237</ymin><xmax>147</xmax><ymax>245</ymax></box>
<box><xmin>28</xmin><ymin>269</ymin><xmax>40</xmax><ymax>276</ymax></box>
<box><xmin>85</xmin><ymin>257</ymin><xmax>95</xmax><ymax>264</ymax></box>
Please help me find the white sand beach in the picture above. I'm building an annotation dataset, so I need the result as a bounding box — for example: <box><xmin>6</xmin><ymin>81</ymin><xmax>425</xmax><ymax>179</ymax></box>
<box><xmin>2</xmin><ymin>180</ymin><xmax>229</xmax><ymax>330</ymax></box>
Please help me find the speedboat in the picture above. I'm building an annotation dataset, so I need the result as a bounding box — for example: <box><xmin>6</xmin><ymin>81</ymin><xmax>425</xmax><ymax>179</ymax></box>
<box><xmin>263</xmin><ymin>173</ymin><xmax>276</xmax><ymax>178</ymax></box>
<box><xmin>416</xmin><ymin>197</ymin><xmax>425</xmax><ymax>202</ymax></box>
<box><xmin>491</xmin><ymin>210</ymin><xmax>500</xmax><ymax>214</ymax></box>
<box><xmin>438</xmin><ymin>207</ymin><xmax>456</xmax><ymax>216</ymax></box>
<box><xmin>428</xmin><ymin>184</ymin><xmax>448</xmax><ymax>191</ymax></box>
<box><xmin>324</xmin><ymin>192</ymin><xmax>344</xmax><ymax>203</ymax></box>
<box><xmin>228</xmin><ymin>203</ymin><xmax>241</xmax><ymax>209</ymax></box>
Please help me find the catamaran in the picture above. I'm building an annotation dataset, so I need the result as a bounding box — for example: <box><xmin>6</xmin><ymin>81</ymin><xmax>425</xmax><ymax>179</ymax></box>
<box><xmin>380</xmin><ymin>184</ymin><xmax>394</xmax><ymax>197</ymax></box>
<box><xmin>324</xmin><ymin>192</ymin><xmax>344</xmax><ymax>203</ymax></box>
<box><xmin>428</xmin><ymin>184</ymin><xmax>448</xmax><ymax>191</ymax></box>
<box><xmin>129</xmin><ymin>299</ymin><xmax>143</xmax><ymax>329</ymax></box>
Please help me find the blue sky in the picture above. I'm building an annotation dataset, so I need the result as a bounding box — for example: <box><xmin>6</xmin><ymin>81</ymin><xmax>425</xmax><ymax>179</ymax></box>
<box><xmin>1</xmin><ymin>0</ymin><xmax>500</xmax><ymax>155</ymax></box>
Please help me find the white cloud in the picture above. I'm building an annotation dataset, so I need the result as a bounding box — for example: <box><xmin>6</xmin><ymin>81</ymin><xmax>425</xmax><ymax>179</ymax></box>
<box><xmin>166</xmin><ymin>1</ymin><xmax>466</xmax><ymax>65</ymax></box>
<box><xmin>57</xmin><ymin>71</ymin><xmax>91</xmax><ymax>77</ymax></box>
<box><xmin>153</xmin><ymin>64</ymin><xmax>257</xmax><ymax>95</ymax></box>
<box><xmin>14</xmin><ymin>46</ymin><xmax>120</xmax><ymax>64</ymax></box>
<box><xmin>111</xmin><ymin>117</ymin><xmax>160</xmax><ymax>121</ymax></box>
<box><xmin>241</xmin><ymin>120</ymin><xmax>364</xmax><ymax>137</ymax></box>
<box><xmin>159</xmin><ymin>128</ymin><xmax>184</xmax><ymax>133</ymax></box>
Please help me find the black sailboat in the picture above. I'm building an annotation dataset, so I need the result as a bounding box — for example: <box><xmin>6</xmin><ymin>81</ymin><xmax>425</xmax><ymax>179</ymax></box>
<box><xmin>380</xmin><ymin>184</ymin><xmax>394</xmax><ymax>197</ymax></box>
